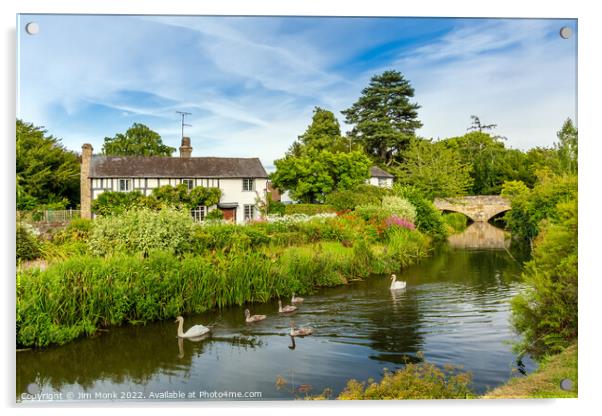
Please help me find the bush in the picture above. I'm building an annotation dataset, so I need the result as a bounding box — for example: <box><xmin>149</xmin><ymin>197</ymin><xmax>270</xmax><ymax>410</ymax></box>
<box><xmin>382</xmin><ymin>196</ymin><xmax>417</xmax><ymax>222</ymax></box>
<box><xmin>283</xmin><ymin>204</ymin><xmax>336</xmax><ymax>216</ymax></box>
<box><xmin>205</xmin><ymin>209</ymin><xmax>224</xmax><ymax>220</ymax></box>
<box><xmin>392</xmin><ymin>185</ymin><xmax>447</xmax><ymax>240</ymax></box>
<box><xmin>511</xmin><ymin>199</ymin><xmax>577</xmax><ymax>358</ymax></box>
<box><xmin>52</xmin><ymin>218</ymin><xmax>94</xmax><ymax>243</ymax></box>
<box><xmin>354</xmin><ymin>204</ymin><xmax>391</xmax><ymax>222</ymax></box>
<box><xmin>16</xmin><ymin>223</ymin><xmax>41</xmax><ymax>261</ymax></box>
<box><xmin>334</xmin><ymin>359</ymin><xmax>473</xmax><ymax>399</ymax></box>
<box><xmin>89</xmin><ymin>207</ymin><xmax>195</xmax><ymax>256</ymax></box>
<box><xmin>325</xmin><ymin>184</ymin><xmax>391</xmax><ymax>211</ymax></box>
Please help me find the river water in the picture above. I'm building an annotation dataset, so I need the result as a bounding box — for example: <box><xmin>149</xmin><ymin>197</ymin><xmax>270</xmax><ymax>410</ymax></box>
<box><xmin>17</xmin><ymin>222</ymin><xmax>535</xmax><ymax>402</ymax></box>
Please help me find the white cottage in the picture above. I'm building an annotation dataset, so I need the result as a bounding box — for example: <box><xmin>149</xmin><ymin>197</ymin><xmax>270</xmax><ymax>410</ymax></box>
<box><xmin>367</xmin><ymin>166</ymin><xmax>394</xmax><ymax>188</ymax></box>
<box><xmin>80</xmin><ymin>137</ymin><xmax>268</xmax><ymax>224</ymax></box>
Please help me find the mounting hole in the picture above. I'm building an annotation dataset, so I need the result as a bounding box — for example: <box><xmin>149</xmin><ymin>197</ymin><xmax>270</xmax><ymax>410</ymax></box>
<box><xmin>560</xmin><ymin>378</ymin><xmax>573</xmax><ymax>391</ymax></box>
<box><xmin>25</xmin><ymin>22</ymin><xmax>40</xmax><ymax>35</ymax></box>
<box><xmin>559</xmin><ymin>26</ymin><xmax>572</xmax><ymax>39</ymax></box>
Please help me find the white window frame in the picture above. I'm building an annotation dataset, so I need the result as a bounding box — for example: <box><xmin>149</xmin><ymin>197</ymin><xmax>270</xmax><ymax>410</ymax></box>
<box><xmin>243</xmin><ymin>204</ymin><xmax>255</xmax><ymax>221</ymax></box>
<box><xmin>119</xmin><ymin>179</ymin><xmax>131</xmax><ymax>192</ymax></box>
<box><xmin>242</xmin><ymin>178</ymin><xmax>255</xmax><ymax>191</ymax></box>
<box><xmin>191</xmin><ymin>206</ymin><xmax>207</xmax><ymax>222</ymax></box>
<box><xmin>182</xmin><ymin>179</ymin><xmax>194</xmax><ymax>190</ymax></box>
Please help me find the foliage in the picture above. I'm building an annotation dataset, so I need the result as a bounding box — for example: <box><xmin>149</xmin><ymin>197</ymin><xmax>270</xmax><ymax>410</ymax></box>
<box><xmin>503</xmin><ymin>173</ymin><xmax>577</xmax><ymax>241</ymax></box>
<box><xmin>334</xmin><ymin>360</ymin><xmax>472</xmax><ymax>399</ymax></box>
<box><xmin>16</xmin><ymin>119</ymin><xmax>80</xmax><ymax>209</ymax></box>
<box><xmin>325</xmin><ymin>184</ymin><xmax>391</xmax><ymax>211</ymax></box>
<box><xmin>89</xmin><ymin>207</ymin><xmax>195</xmax><ymax>256</ymax></box>
<box><xmin>555</xmin><ymin>118</ymin><xmax>578</xmax><ymax>176</ymax></box>
<box><xmin>271</xmin><ymin>150</ymin><xmax>372</xmax><ymax>203</ymax></box>
<box><xmin>205</xmin><ymin>209</ymin><xmax>224</xmax><ymax>220</ymax></box>
<box><xmin>91</xmin><ymin>190</ymin><xmax>152</xmax><ymax>216</ymax></box>
<box><xmin>287</xmin><ymin>107</ymin><xmax>350</xmax><ymax>155</ymax></box>
<box><xmin>392</xmin><ymin>185</ymin><xmax>447</xmax><ymax>240</ymax></box>
<box><xmin>342</xmin><ymin>70</ymin><xmax>422</xmax><ymax>165</ymax></box>
<box><xmin>16</xmin><ymin>223</ymin><xmax>41</xmax><ymax>261</ymax></box>
<box><xmin>381</xmin><ymin>196</ymin><xmax>416</xmax><ymax>222</ymax></box>
<box><xmin>283</xmin><ymin>204</ymin><xmax>336</xmax><ymax>216</ymax></box>
<box><xmin>511</xmin><ymin>199</ymin><xmax>577</xmax><ymax>358</ymax></box>
<box><xmin>102</xmin><ymin>123</ymin><xmax>175</xmax><ymax>156</ymax></box>
<box><xmin>51</xmin><ymin>218</ymin><xmax>94</xmax><ymax>244</ymax></box>
<box><xmin>394</xmin><ymin>138</ymin><xmax>473</xmax><ymax>198</ymax></box>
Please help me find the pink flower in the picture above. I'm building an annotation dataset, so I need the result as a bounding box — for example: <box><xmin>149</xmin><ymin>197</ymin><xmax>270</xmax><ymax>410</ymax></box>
<box><xmin>384</xmin><ymin>215</ymin><xmax>415</xmax><ymax>231</ymax></box>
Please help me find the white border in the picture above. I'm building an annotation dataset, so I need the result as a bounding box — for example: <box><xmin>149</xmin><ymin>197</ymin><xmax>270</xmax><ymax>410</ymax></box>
<box><xmin>3</xmin><ymin>1</ymin><xmax>600</xmax><ymax>416</ymax></box>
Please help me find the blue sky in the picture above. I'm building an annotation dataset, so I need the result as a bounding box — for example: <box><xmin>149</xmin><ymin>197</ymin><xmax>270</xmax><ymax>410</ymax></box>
<box><xmin>17</xmin><ymin>15</ymin><xmax>577</xmax><ymax>171</ymax></box>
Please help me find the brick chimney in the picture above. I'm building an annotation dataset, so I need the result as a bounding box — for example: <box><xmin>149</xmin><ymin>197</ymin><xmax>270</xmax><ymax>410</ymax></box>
<box><xmin>179</xmin><ymin>136</ymin><xmax>192</xmax><ymax>158</ymax></box>
<box><xmin>80</xmin><ymin>143</ymin><xmax>93</xmax><ymax>219</ymax></box>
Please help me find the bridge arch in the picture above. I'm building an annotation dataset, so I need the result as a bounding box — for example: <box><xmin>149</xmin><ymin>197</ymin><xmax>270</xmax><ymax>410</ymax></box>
<box><xmin>433</xmin><ymin>195</ymin><xmax>511</xmax><ymax>222</ymax></box>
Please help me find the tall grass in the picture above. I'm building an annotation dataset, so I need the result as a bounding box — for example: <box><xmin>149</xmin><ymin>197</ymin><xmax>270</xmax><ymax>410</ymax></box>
<box><xmin>17</xmin><ymin>228</ymin><xmax>430</xmax><ymax>348</ymax></box>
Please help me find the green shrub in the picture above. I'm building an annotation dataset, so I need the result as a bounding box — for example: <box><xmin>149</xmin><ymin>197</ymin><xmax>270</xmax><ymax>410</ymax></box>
<box><xmin>89</xmin><ymin>207</ymin><xmax>195</xmax><ymax>256</ymax></box>
<box><xmin>206</xmin><ymin>209</ymin><xmax>224</xmax><ymax>220</ymax></box>
<box><xmin>382</xmin><ymin>196</ymin><xmax>417</xmax><ymax>222</ymax></box>
<box><xmin>283</xmin><ymin>204</ymin><xmax>336</xmax><ymax>216</ymax></box>
<box><xmin>52</xmin><ymin>218</ymin><xmax>94</xmax><ymax>243</ymax></box>
<box><xmin>16</xmin><ymin>223</ymin><xmax>41</xmax><ymax>261</ymax></box>
<box><xmin>511</xmin><ymin>199</ymin><xmax>577</xmax><ymax>358</ymax></box>
<box><xmin>354</xmin><ymin>204</ymin><xmax>391</xmax><ymax>222</ymax></box>
<box><xmin>334</xmin><ymin>360</ymin><xmax>473</xmax><ymax>399</ymax></box>
<box><xmin>392</xmin><ymin>185</ymin><xmax>447</xmax><ymax>240</ymax></box>
<box><xmin>325</xmin><ymin>184</ymin><xmax>390</xmax><ymax>211</ymax></box>
<box><xmin>267</xmin><ymin>199</ymin><xmax>286</xmax><ymax>216</ymax></box>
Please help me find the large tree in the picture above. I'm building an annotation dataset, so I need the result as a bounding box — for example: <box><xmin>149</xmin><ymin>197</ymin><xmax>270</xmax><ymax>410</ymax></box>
<box><xmin>393</xmin><ymin>138</ymin><xmax>472</xmax><ymax>199</ymax></box>
<box><xmin>102</xmin><ymin>123</ymin><xmax>175</xmax><ymax>156</ymax></box>
<box><xmin>342</xmin><ymin>70</ymin><xmax>422</xmax><ymax>165</ymax></box>
<box><xmin>288</xmin><ymin>107</ymin><xmax>350</xmax><ymax>156</ymax></box>
<box><xmin>271</xmin><ymin>150</ymin><xmax>372</xmax><ymax>203</ymax></box>
<box><xmin>16</xmin><ymin>119</ymin><xmax>80</xmax><ymax>209</ymax></box>
<box><xmin>555</xmin><ymin>118</ymin><xmax>578</xmax><ymax>176</ymax></box>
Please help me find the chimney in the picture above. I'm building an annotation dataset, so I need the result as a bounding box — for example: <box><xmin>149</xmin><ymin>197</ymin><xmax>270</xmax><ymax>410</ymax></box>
<box><xmin>80</xmin><ymin>143</ymin><xmax>93</xmax><ymax>219</ymax></box>
<box><xmin>179</xmin><ymin>136</ymin><xmax>192</xmax><ymax>158</ymax></box>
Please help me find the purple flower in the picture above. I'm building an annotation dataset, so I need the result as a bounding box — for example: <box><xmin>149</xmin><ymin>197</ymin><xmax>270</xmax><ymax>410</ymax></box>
<box><xmin>385</xmin><ymin>215</ymin><xmax>415</xmax><ymax>231</ymax></box>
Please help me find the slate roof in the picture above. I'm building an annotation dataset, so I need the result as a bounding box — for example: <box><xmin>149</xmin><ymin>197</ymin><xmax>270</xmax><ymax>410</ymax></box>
<box><xmin>89</xmin><ymin>156</ymin><xmax>268</xmax><ymax>179</ymax></box>
<box><xmin>369</xmin><ymin>166</ymin><xmax>394</xmax><ymax>178</ymax></box>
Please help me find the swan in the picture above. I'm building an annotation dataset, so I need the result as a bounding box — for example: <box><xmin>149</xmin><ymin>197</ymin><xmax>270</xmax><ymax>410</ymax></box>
<box><xmin>390</xmin><ymin>274</ymin><xmax>407</xmax><ymax>290</ymax></box>
<box><xmin>278</xmin><ymin>300</ymin><xmax>298</xmax><ymax>313</ymax></box>
<box><xmin>289</xmin><ymin>322</ymin><xmax>313</xmax><ymax>337</ymax></box>
<box><xmin>175</xmin><ymin>316</ymin><xmax>211</xmax><ymax>338</ymax></box>
<box><xmin>291</xmin><ymin>293</ymin><xmax>304</xmax><ymax>304</ymax></box>
<box><xmin>245</xmin><ymin>309</ymin><xmax>267</xmax><ymax>323</ymax></box>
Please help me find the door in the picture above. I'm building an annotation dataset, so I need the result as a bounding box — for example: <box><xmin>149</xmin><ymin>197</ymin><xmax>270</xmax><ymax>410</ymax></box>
<box><xmin>221</xmin><ymin>208</ymin><xmax>236</xmax><ymax>222</ymax></box>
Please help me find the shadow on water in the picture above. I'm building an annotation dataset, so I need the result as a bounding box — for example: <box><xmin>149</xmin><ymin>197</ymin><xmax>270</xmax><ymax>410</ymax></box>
<box><xmin>17</xmin><ymin>225</ymin><xmax>535</xmax><ymax>400</ymax></box>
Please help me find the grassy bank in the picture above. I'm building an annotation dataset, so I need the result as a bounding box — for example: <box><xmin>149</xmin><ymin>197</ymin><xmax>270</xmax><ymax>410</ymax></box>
<box><xmin>17</xmin><ymin>228</ymin><xmax>429</xmax><ymax>348</ymax></box>
<box><xmin>483</xmin><ymin>343</ymin><xmax>578</xmax><ymax>399</ymax></box>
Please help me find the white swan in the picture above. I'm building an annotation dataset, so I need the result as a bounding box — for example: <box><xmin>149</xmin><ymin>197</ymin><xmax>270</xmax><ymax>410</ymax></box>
<box><xmin>245</xmin><ymin>309</ymin><xmax>267</xmax><ymax>323</ymax></box>
<box><xmin>175</xmin><ymin>316</ymin><xmax>211</xmax><ymax>338</ymax></box>
<box><xmin>390</xmin><ymin>274</ymin><xmax>407</xmax><ymax>290</ymax></box>
<box><xmin>290</xmin><ymin>322</ymin><xmax>313</xmax><ymax>337</ymax></box>
<box><xmin>291</xmin><ymin>293</ymin><xmax>304</xmax><ymax>304</ymax></box>
<box><xmin>278</xmin><ymin>300</ymin><xmax>298</xmax><ymax>313</ymax></box>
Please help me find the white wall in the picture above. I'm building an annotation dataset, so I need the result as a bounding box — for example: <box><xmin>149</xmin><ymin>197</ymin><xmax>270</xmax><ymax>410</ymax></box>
<box><xmin>366</xmin><ymin>177</ymin><xmax>393</xmax><ymax>188</ymax></box>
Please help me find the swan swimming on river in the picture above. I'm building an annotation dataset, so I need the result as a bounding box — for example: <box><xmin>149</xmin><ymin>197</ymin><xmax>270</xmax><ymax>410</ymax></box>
<box><xmin>175</xmin><ymin>316</ymin><xmax>211</xmax><ymax>338</ymax></box>
<box><xmin>390</xmin><ymin>274</ymin><xmax>407</xmax><ymax>290</ymax></box>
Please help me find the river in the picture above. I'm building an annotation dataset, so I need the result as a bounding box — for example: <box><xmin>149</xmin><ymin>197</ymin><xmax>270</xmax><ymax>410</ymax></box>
<box><xmin>17</xmin><ymin>222</ymin><xmax>535</xmax><ymax>402</ymax></box>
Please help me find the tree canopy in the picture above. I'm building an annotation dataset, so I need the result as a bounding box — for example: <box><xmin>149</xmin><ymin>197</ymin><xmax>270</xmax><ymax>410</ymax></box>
<box><xmin>16</xmin><ymin>119</ymin><xmax>80</xmax><ymax>210</ymax></box>
<box><xmin>342</xmin><ymin>70</ymin><xmax>422</xmax><ymax>165</ymax></box>
<box><xmin>102</xmin><ymin>123</ymin><xmax>175</xmax><ymax>156</ymax></box>
<box><xmin>288</xmin><ymin>107</ymin><xmax>350</xmax><ymax>156</ymax></box>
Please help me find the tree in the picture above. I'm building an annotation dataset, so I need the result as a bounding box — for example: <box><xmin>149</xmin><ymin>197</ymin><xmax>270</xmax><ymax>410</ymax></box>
<box><xmin>393</xmin><ymin>139</ymin><xmax>472</xmax><ymax>199</ymax></box>
<box><xmin>288</xmin><ymin>107</ymin><xmax>350</xmax><ymax>156</ymax></box>
<box><xmin>342</xmin><ymin>70</ymin><xmax>422</xmax><ymax>165</ymax></box>
<box><xmin>466</xmin><ymin>115</ymin><xmax>497</xmax><ymax>133</ymax></box>
<box><xmin>102</xmin><ymin>123</ymin><xmax>175</xmax><ymax>156</ymax></box>
<box><xmin>16</xmin><ymin>119</ymin><xmax>80</xmax><ymax>209</ymax></box>
<box><xmin>555</xmin><ymin>118</ymin><xmax>578</xmax><ymax>175</ymax></box>
<box><xmin>271</xmin><ymin>150</ymin><xmax>372</xmax><ymax>203</ymax></box>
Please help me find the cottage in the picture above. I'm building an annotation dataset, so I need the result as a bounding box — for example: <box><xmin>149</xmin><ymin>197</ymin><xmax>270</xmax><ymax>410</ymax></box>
<box><xmin>80</xmin><ymin>137</ymin><xmax>269</xmax><ymax>224</ymax></box>
<box><xmin>367</xmin><ymin>166</ymin><xmax>394</xmax><ymax>188</ymax></box>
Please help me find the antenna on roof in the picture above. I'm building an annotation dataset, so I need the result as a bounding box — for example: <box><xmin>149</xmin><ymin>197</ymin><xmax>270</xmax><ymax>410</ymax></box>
<box><xmin>176</xmin><ymin>111</ymin><xmax>192</xmax><ymax>139</ymax></box>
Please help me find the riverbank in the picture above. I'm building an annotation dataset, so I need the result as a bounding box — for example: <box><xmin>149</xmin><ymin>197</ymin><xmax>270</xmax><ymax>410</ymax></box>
<box><xmin>17</xmin><ymin>227</ymin><xmax>430</xmax><ymax>348</ymax></box>
<box><xmin>483</xmin><ymin>343</ymin><xmax>577</xmax><ymax>399</ymax></box>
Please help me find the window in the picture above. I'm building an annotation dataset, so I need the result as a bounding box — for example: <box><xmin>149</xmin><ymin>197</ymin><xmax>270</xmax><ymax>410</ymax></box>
<box><xmin>242</xmin><ymin>178</ymin><xmax>255</xmax><ymax>191</ymax></box>
<box><xmin>182</xmin><ymin>179</ymin><xmax>194</xmax><ymax>190</ymax></box>
<box><xmin>119</xmin><ymin>179</ymin><xmax>131</xmax><ymax>192</ymax></box>
<box><xmin>244</xmin><ymin>204</ymin><xmax>255</xmax><ymax>221</ymax></box>
<box><xmin>191</xmin><ymin>206</ymin><xmax>206</xmax><ymax>222</ymax></box>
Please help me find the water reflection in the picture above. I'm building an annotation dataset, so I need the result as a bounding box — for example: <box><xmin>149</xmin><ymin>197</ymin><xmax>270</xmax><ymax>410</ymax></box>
<box><xmin>448</xmin><ymin>222</ymin><xmax>510</xmax><ymax>250</ymax></box>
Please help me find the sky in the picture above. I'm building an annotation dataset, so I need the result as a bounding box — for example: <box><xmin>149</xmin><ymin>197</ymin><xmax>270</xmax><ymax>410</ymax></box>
<box><xmin>17</xmin><ymin>15</ymin><xmax>577</xmax><ymax>171</ymax></box>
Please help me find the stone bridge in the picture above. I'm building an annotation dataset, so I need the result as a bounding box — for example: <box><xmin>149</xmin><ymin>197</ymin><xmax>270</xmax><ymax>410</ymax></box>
<box><xmin>433</xmin><ymin>195</ymin><xmax>511</xmax><ymax>222</ymax></box>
